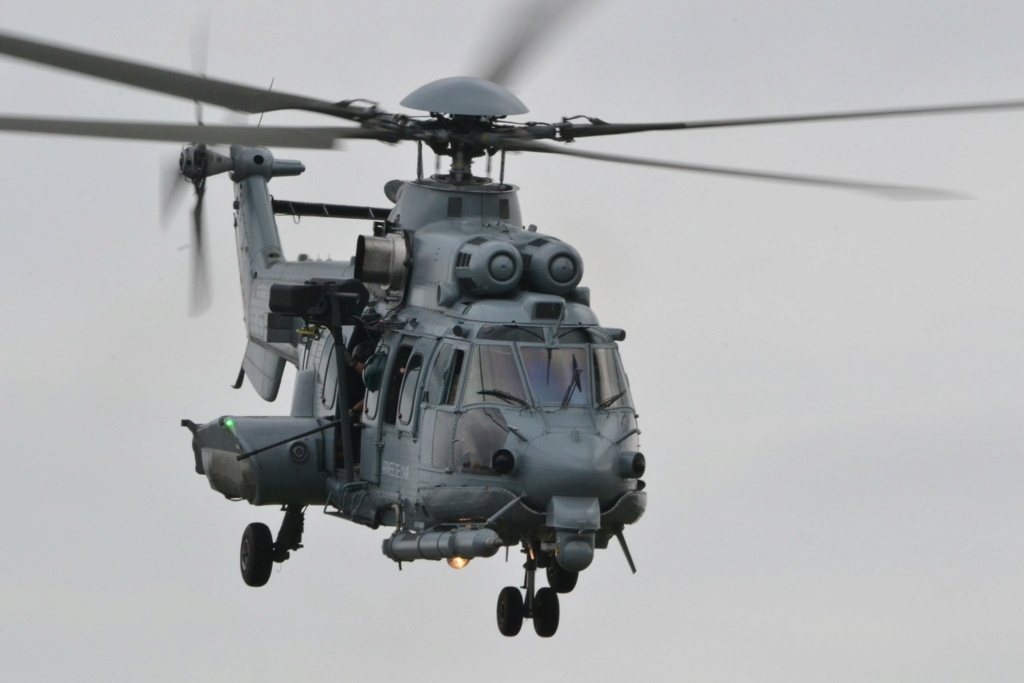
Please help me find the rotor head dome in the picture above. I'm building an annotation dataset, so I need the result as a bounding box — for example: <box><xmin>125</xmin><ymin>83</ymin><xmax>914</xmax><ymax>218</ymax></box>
<box><xmin>400</xmin><ymin>76</ymin><xmax>528</xmax><ymax>117</ymax></box>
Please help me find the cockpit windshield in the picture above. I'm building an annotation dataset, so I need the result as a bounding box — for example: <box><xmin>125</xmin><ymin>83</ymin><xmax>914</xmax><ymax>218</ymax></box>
<box><xmin>520</xmin><ymin>346</ymin><xmax>590</xmax><ymax>407</ymax></box>
<box><xmin>463</xmin><ymin>345</ymin><xmax>530</xmax><ymax>408</ymax></box>
<box><xmin>458</xmin><ymin>330</ymin><xmax>632</xmax><ymax>411</ymax></box>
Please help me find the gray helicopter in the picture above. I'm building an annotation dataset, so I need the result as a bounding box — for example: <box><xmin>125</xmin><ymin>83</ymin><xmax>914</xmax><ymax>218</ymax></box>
<box><xmin>175</xmin><ymin>78</ymin><xmax>649</xmax><ymax>640</ymax></box>
<box><xmin>3</xmin><ymin>21</ymin><xmax>1024</xmax><ymax>638</ymax></box>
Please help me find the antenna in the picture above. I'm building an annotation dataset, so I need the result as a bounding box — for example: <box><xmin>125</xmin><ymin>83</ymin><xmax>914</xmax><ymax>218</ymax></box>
<box><xmin>257</xmin><ymin>78</ymin><xmax>275</xmax><ymax>128</ymax></box>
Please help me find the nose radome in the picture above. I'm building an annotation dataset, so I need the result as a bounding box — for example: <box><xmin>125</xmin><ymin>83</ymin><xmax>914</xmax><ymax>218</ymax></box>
<box><xmin>518</xmin><ymin>431</ymin><xmax>625</xmax><ymax>508</ymax></box>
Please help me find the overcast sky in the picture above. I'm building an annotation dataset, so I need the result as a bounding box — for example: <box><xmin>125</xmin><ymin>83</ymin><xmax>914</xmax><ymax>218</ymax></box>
<box><xmin>2</xmin><ymin>1</ymin><xmax>1022</xmax><ymax>681</ymax></box>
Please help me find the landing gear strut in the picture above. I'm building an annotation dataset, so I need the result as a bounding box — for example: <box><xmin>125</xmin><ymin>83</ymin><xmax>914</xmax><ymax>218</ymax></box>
<box><xmin>496</xmin><ymin>547</ymin><xmax>561</xmax><ymax>637</ymax></box>
<box><xmin>239</xmin><ymin>505</ymin><xmax>306</xmax><ymax>587</ymax></box>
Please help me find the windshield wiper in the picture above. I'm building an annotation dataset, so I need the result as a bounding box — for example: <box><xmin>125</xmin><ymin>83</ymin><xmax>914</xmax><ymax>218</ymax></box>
<box><xmin>477</xmin><ymin>389</ymin><xmax>531</xmax><ymax>409</ymax></box>
<box><xmin>560</xmin><ymin>354</ymin><xmax>583</xmax><ymax>408</ymax></box>
<box><xmin>598</xmin><ymin>390</ymin><xmax>628</xmax><ymax>409</ymax></box>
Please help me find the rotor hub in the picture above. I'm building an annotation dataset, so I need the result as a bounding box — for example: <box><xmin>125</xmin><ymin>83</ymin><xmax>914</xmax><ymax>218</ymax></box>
<box><xmin>401</xmin><ymin>76</ymin><xmax>528</xmax><ymax>117</ymax></box>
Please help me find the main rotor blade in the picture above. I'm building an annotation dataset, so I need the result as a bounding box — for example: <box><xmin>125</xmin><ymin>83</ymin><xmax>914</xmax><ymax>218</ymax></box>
<box><xmin>541</xmin><ymin>98</ymin><xmax>1024</xmax><ymax>139</ymax></box>
<box><xmin>189</xmin><ymin>12</ymin><xmax>212</xmax><ymax>125</ymax></box>
<box><xmin>190</xmin><ymin>13</ymin><xmax>211</xmax><ymax>77</ymax></box>
<box><xmin>0</xmin><ymin>31</ymin><xmax>369</xmax><ymax>121</ymax></box>
<box><xmin>0</xmin><ymin>116</ymin><xmax>393</xmax><ymax>147</ymax></box>
<box><xmin>477</xmin><ymin>0</ymin><xmax>588</xmax><ymax>88</ymax></box>
<box><xmin>499</xmin><ymin>139</ymin><xmax>966</xmax><ymax>200</ymax></box>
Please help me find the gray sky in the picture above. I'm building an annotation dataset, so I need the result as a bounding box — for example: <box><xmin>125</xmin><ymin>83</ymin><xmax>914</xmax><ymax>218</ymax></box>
<box><xmin>2</xmin><ymin>1</ymin><xmax>1022</xmax><ymax>680</ymax></box>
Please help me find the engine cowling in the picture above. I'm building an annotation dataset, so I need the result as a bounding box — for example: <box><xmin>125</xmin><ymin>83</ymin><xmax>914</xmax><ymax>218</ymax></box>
<box><xmin>453</xmin><ymin>236</ymin><xmax>524</xmax><ymax>297</ymax></box>
<box><xmin>519</xmin><ymin>237</ymin><xmax>583</xmax><ymax>295</ymax></box>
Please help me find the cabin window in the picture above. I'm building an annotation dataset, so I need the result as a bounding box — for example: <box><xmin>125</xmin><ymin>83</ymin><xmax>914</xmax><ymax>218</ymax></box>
<box><xmin>519</xmin><ymin>346</ymin><xmax>590</xmax><ymax>407</ymax></box>
<box><xmin>363</xmin><ymin>345</ymin><xmax>387</xmax><ymax>421</ymax></box>
<box><xmin>383</xmin><ymin>345</ymin><xmax>414</xmax><ymax>425</ymax></box>
<box><xmin>462</xmin><ymin>344</ymin><xmax>529</xmax><ymax>408</ymax></box>
<box><xmin>593</xmin><ymin>347</ymin><xmax>632</xmax><ymax>409</ymax></box>
<box><xmin>398</xmin><ymin>354</ymin><xmax>423</xmax><ymax>426</ymax></box>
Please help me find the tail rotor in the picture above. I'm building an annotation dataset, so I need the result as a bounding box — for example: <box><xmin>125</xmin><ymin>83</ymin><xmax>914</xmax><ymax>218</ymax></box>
<box><xmin>160</xmin><ymin>143</ymin><xmax>230</xmax><ymax>315</ymax></box>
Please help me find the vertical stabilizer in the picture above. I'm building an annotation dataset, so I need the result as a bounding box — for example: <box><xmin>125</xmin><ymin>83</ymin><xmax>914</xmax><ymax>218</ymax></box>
<box><xmin>228</xmin><ymin>146</ymin><xmax>356</xmax><ymax>401</ymax></box>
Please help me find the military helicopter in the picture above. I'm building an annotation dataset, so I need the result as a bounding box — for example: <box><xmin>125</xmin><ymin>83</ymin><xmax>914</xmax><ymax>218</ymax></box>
<box><xmin>2</xmin><ymin>16</ymin><xmax>1023</xmax><ymax>639</ymax></box>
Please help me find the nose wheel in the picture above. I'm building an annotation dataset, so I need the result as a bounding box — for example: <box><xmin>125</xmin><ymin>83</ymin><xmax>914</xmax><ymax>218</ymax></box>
<box><xmin>496</xmin><ymin>548</ymin><xmax>561</xmax><ymax>637</ymax></box>
<box><xmin>240</xmin><ymin>522</ymin><xmax>274</xmax><ymax>587</ymax></box>
<box><xmin>239</xmin><ymin>505</ymin><xmax>306</xmax><ymax>587</ymax></box>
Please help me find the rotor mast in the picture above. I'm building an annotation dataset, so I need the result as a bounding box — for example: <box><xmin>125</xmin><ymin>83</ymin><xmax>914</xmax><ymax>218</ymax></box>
<box><xmin>420</xmin><ymin>115</ymin><xmax>496</xmax><ymax>183</ymax></box>
<box><xmin>401</xmin><ymin>77</ymin><xmax>528</xmax><ymax>184</ymax></box>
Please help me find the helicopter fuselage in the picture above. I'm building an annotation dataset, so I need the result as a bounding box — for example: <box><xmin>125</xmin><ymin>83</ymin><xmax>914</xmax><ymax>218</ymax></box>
<box><xmin>185</xmin><ymin>144</ymin><xmax>646</xmax><ymax>588</ymax></box>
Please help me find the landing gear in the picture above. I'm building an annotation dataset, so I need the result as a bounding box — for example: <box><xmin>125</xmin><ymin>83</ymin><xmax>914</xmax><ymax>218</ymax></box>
<box><xmin>532</xmin><ymin>587</ymin><xmax>560</xmax><ymax>637</ymax></box>
<box><xmin>496</xmin><ymin>586</ymin><xmax>525</xmax><ymax>636</ymax></box>
<box><xmin>495</xmin><ymin>547</ymin><xmax>562</xmax><ymax>637</ymax></box>
<box><xmin>239</xmin><ymin>505</ymin><xmax>306</xmax><ymax>587</ymax></box>
<box><xmin>240</xmin><ymin>523</ymin><xmax>274</xmax><ymax>587</ymax></box>
<box><xmin>272</xmin><ymin>504</ymin><xmax>306</xmax><ymax>563</ymax></box>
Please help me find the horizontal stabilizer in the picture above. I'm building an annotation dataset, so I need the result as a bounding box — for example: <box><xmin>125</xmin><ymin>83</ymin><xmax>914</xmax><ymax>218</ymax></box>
<box><xmin>242</xmin><ymin>340</ymin><xmax>286</xmax><ymax>402</ymax></box>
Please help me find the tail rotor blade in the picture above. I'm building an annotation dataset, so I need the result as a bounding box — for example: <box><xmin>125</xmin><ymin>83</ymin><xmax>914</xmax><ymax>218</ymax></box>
<box><xmin>189</xmin><ymin>182</ymin><xmax>211</xmax><ymax>315</ymax></box>
<box><xmin>160</xmin><ymin>153</ymin><xmax>189</xmax><ymax>228</ymax></box>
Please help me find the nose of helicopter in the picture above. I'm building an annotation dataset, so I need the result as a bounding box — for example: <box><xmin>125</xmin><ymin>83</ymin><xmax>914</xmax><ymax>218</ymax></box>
<box><xmin>518</xmin><ymin>431</ymin><xmax>631</xmax><ymax>509</ymax></box>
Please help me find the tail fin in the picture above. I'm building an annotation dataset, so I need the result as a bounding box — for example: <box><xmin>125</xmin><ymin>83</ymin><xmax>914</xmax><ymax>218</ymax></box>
<box><xmin>229</xmin><ymin>146</ymin><xmax>354</xmax><ymax>401</ymax></box>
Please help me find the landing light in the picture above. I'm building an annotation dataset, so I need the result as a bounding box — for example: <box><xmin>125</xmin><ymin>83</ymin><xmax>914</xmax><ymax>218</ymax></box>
<box><xmin>447</xmin><ymin>557</ymin><xmax>470</xmax><ymax>570</ymax></box>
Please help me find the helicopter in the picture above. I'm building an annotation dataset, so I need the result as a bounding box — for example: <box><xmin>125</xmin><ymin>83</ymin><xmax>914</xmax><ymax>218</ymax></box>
<box><xmin>2</xmin><ymin>15</ymin><xmax>1024</xmax><ymax>640</ymax></box>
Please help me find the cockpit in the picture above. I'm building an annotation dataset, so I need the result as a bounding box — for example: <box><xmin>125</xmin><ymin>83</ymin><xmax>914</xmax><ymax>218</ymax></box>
<box><xmin>356</xmin><ymin>322</ymin><xmax>638</xmax><ymax>478</ymax></box>
<box><xmin>442</xmin><ymin>325</ymin><xmax>632</xmax><ymax>411</ymax></box>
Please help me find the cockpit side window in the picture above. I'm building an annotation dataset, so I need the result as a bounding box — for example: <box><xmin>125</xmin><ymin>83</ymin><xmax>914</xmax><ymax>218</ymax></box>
<box><xmin>462</xmin><ymin>344</ymin><xmax>529</xmax><ymax>408</ymax></box>
<box><xmin>425</xmin><ymin>344</ymin><xmax>454</xmax><ymax>406</ymax></box>
<box><xmin>593</xmin><ymin>347</ymin><xmax>632</xmax><ymax>409</ymax></box>
<box><xmin>425</xmin><ymin>343</ymin><xmax>467</xmax><ymax>407</ymax></box>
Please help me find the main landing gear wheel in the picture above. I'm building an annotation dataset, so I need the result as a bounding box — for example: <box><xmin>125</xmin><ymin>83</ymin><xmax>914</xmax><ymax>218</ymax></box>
<box><xmin>532</xmin><ymin>587</ymin><xmax>560</xmax><ymax>637</ymax></box>
<box><xmin>495</xmin><ymin>546</ymin><xmax>565</xmax><ymax>637</ymax></box>
<box><xmin>546</xmin><ymin>563</ymin><xmax>579</xmax><ymax>594</ymax></box>
<box><xmin>240</xmin><ymin>522</ymin><xmax>274</xmax><ymax>587</ymax></box>
<box><xmin>496</xmin><ymin>586</ymin><xmax>525</xmax><ymax>637</ymax></box>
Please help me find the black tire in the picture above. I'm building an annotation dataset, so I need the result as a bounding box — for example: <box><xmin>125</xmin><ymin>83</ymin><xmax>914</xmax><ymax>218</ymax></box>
<box><xmin>240</xmin><ymin>522</ymin><xmax>274</xmax><ymax>587</ymax></box>
<box><xmin>496</xmin><ymin>586</ymin><xmax>525</xmax><ymax>637</ymax></box>
<box><xmin>546</xmin><ymin>563</ymin><xmax>579</xmax><ymax>594</ymax></box>
<box><xmin>533</xmin><ymin>587</ymin><xmax>560</xmax><ymax>637</ymax></box>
